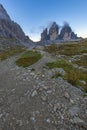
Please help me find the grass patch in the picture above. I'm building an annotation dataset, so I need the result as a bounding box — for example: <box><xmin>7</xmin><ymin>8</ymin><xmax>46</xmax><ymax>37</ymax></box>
<box><xmin>46</xmin><ymin>59</ymin><xmax>87</xmax><ymax>92</ymax></box>
<box><xmin>46</xmin><ymin>59</ymin><xmax>73</xmax><ymax>72</ymax></box>
<box><xmin>16</xmin><ymin>50</ymin><xmax>42</xmax><ymax>67</ymax></box>
<box><xmin>0</xmin><ymin>47</ymin><xmax>26</xmax><ymax>60</ymax></box>
<box><xmin>44</xmin><ymin>40</ymin><xmax>87</xmax><ymax>56</ymax></box>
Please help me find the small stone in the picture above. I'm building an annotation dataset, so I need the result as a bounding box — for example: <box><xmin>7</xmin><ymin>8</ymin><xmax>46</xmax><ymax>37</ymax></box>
<box><xmin>47</xmin><ymin>90</ymin><xmax>52</xmax><ymax>94</ymax></box>
<box><xmin>69</xmin><ymin>60</ymin><xmax>72</xmax><ymax>63</ymax></box>
<box><xmin>43</xmin><ymin>86</ymin><xmax>48</xmax><ymax>90</ymax></box>
<box><xmin>42</xmin><ymin>75</ymin><xmax>45</xmax><ymax>78</ymax></box>
<box><xmin>31</xmin><ymin>90</ymin><xmax>37</xmax><ymax>97</ymax></box>
<box><xmin>0</xmin><ymin>113</ymin><xmax>3</xmax><ymax>118</ymax></box>
<box><xmin>73</xmin><ymin>117</ymin><xmax>84</xmax><ymax>124</ymax></box>
<box><xmin>69</xmin><ymin>106</ymin><xmax>80</xmax><ymax>116</ymax></box>
<box><xmin>30</xmin><ymin>117</ymin><xmax>36</xmax><ymax>122</ymax></box>
<box><xmin>46</xmin><ymin>118</ymin><xmax>51</xmax><ymax>123</ymax></box>
<box><xmin>41</xmin><ymin>94</ymin><xmax>47</xmax><ymax>101</ymax></box>
<box><xmin>79</xmin><ymin>80</ymin><xmax>86</xmax><ymax>85</ymax></box>
<box><xmin>30</xmin><ymin>72</ymin><xmax>35</xmax><ymax>76</ymax></box>
<box><xmin>64</xmin><ymin>92</ymin><xmax>70</xmax><ymax>99</ymax></box>
<box><xmin>54</xmin><ymin>103</ymin><xmax>60</xmax><ymax>112</ymax></box>
<box><xmin>16</xmin><ymin>120</ymin><xmax>23</xmax><ymax>126</ymax></box>
<box><xmin>61</xmin><ymin>115</ymin><xmax>64</xmax><ymax>120</ymax></box>
<box><xmin>70</xmin><ymin>99</ymin><xmax>74</xmax><ymax>104</ymax></box>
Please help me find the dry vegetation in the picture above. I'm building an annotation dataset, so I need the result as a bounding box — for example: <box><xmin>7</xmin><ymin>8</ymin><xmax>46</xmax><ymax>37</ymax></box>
<box><xmin>44</xmin><ymin>40</ymin><xmax>87</xmax><ymax>56</ymax></box>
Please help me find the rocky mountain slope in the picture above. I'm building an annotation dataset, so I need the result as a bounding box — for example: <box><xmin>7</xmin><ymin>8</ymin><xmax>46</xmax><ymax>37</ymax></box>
<box><xmin>0</xmin><ymin>4</ymin><xmax>34</xmax><ymax>47</ymax></box>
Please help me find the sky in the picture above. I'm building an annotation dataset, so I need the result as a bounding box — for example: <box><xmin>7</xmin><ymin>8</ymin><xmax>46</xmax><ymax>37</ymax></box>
<box><xmin>0</xmin><ymin>0</ymin><xmax>87</xmax><ymax>41</ymax></box>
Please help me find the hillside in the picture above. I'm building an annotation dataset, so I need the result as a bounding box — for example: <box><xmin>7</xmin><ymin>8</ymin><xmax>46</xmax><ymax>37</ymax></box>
<box><xmin>0</xmin><ymin>39</ymin><xmax>87</xmax><ymax>130</ymax></box>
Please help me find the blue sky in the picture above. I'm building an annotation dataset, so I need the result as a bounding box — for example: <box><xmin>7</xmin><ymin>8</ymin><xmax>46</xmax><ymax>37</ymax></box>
<box><xmin>0</xmin><ymin>0</ymin><xmax>87</xmax><ymax>41</ymax></box>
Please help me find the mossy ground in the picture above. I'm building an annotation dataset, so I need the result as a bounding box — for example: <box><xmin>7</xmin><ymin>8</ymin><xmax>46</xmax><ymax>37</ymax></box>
<box><xmin>16</xmin><ymin>50</ymin><xmax>42</xmax><ymax>67</ymax></box>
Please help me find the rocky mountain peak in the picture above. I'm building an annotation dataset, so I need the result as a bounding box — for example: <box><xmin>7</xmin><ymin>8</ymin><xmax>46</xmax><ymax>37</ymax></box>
<box><xmin>0</xmin><ymin>4</ymin><xmax>11</xmax><ymax>21</ymax></box>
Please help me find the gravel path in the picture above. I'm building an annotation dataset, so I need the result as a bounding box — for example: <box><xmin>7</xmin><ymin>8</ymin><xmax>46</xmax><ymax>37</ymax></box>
<box><xmin>0</xmin><ymin>52</ymin><xmax>87</xmax><ymax>130</ymax></box>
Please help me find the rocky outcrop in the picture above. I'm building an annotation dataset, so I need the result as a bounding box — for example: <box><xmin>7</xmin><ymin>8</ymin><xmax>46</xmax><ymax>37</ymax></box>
<box><xmin>0</xmin><ymin>4</ymin><xmax>34</xmax><ymax>46</ymax></box>
<box><xmin>40</xmin><ymin>22</ymin><xmax>78</xmax><ymax>42</ymax></box>
<box><xmin>49</xmin><ymin>22</ymin><xmax>59</xmax><ymax>40</ymax></box>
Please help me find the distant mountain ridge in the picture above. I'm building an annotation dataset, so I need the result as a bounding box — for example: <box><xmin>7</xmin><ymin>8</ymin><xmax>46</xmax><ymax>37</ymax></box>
<box><xmin>0</xmin><ymin>4</ymin><xmax>34</xmax><ymax>47</ymax></box>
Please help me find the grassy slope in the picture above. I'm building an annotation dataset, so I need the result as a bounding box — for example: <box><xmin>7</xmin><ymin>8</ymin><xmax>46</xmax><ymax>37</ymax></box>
<box><xmin>45</xmin><ymin>39</ymin><xmax>87</xmax><ymax>92</ymax></box>
<box><xmin>44</xmin><ymin>40</ymin><xmax>87</xmax><ymax>56</ymax></box>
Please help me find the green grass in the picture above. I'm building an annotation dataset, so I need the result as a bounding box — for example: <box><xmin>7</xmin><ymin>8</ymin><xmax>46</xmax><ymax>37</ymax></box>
<box><xmin>46</xmin><ymin>59</ymin><xmax>73</xmax><ymax>72</ymax></box>
<box><xmin>0</xmin><ymin>47</ymin><xmax>26</xmax><ymax>60</ymax></box>
<box><xmin>44</xmin><ymin>40</ymin><xmax>87</xmax><ymax>56</ymax></box>
<box><xmin>46</xmin><ymin>59</ymin><xmax>87</xmax><ymax>92</ymax></box>
<box><xmin>16</xmin><ymin>50</ymin><xmax>42</xmax><ymax>67</ymax></box>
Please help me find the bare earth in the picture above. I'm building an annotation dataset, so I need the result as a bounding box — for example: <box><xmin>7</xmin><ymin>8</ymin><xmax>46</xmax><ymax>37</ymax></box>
<box><xmin>0</xmin><ymin>52</ymin><xmax>87</xmax><ymax>130</ymax></box>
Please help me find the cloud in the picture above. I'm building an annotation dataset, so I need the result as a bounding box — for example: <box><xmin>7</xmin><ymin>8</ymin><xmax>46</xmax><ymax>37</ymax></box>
<box><xmin>63</xmin><ymin>21</ymin><xmax>70</xmax><ymax>26</ymax></box>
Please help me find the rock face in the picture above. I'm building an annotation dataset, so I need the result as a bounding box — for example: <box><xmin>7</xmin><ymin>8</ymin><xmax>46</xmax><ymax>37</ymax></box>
<box><xmin>59</xmin><ymin>24</ymin><xmax>72</xmax><ymax>40</ymax></box>
<box><xmin>59</xmin><ymin>23</ymin><xmax>77</xmax><ymax>40</ymax></box>
<box><xmin>0</xmin><ymin>4</ymin><xmax>34</xmax><ymax>46</ymax></box>
<box><xmin>41</xmin><ymin>28</ymin><xmax>48</xmax><ymax>41</ymax></box>
<box><xmin>49</xmin><ymin>22</ymin><xmax>59</xmax><ymax>40</ymax></box>
<box><xmin>40</xmin><ymin>22</ymin><xmax>78</xmax><ymax>41</ymax></box>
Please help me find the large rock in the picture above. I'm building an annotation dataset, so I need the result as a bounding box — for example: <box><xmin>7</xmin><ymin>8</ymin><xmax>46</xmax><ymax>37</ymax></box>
<box><xmin>0</xmin><ymin>4</ymin><xmax>34</xmax><ymax>47</ymax></box>
<box><xmin>49</xmin><ymin>22</ymin><xmax>59</xmax><ymax>40</ymax></box>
